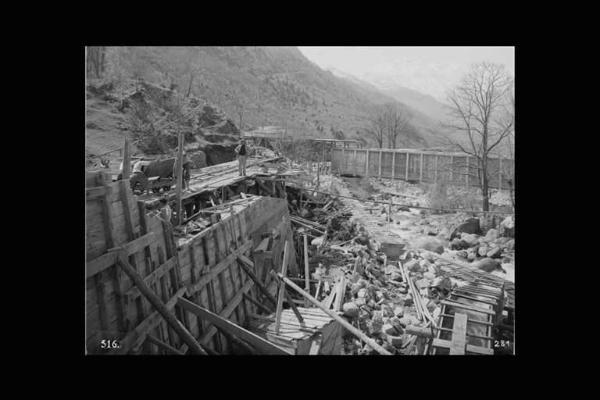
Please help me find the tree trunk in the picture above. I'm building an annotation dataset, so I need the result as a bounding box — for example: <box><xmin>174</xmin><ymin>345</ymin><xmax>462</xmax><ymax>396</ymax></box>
<box><xmin>481</xmin><ymin>158</ymin><xmax>489</xmax><ymax>212</ymax></box>
<box><xmin>186</xmin><ymin>73</ymin><xmax>194</xmax><ymax>97</ymax></box>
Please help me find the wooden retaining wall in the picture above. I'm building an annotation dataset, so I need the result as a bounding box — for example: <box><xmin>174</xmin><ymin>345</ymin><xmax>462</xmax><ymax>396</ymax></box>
<box><xmin>331</xmin><ymin>148</ymin><xmax>514</xmax><ymax>190</ymax></box>
<box><xmin>86</xmin><ymin>171</ymin><xmax>295</xmax><ymax>354</ymax></box>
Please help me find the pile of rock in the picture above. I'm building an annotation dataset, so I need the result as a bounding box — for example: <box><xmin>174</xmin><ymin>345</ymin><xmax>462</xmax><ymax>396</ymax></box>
<box><xmin>332</xmin><ymin>233</ymin><xmax>455</xmax><ymax>355</ymax></box>
<box><xmin>447</xmin><ymin>216</ymin><xmax>514</xmax><ymax>274</ymax></box>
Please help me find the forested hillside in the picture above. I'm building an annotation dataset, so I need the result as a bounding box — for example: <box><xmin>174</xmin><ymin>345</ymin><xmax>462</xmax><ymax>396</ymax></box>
<box><xmin>86</xmin><ymin>46</ymin><xmax>452</xmax><ymax>157</ymax></box>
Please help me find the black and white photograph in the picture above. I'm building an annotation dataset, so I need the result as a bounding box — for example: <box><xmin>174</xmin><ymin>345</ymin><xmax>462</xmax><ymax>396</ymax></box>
<box><xmin>85</xmin><ymin>46</ymin><xmax>515</xmax><ymax>355</ymax></box>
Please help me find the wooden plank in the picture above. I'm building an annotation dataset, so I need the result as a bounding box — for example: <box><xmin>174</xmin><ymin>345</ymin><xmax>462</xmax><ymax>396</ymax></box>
<box><xmin>391</xmin><ymin>152</ymin><xmax>396</xmax><ymax>181</ymax></box>
<box><xmin>86</xmin><ymin>186</ymin><xmax>108</xmax><ymax>200</ymax></box>
<box><xmin>433</xmin><ymin>338</ymin><xmax>494</xmax><ymax>355</ymax></box>
<box><xmin>243</xmin><ymin>293</ymin><xmax>272</xmax><ymax>314</ymax></box>
<box><xmin>188</xmin><ymin>241</ymin><xmax>252</xmax><ymax>295</ymax></box>
<box><xmin>86</xmin><ymin>232</ymin><xmax>157</xmax><ymax>279</ymax></box>
<box><xmin>405</xmin><ymin>152</ymin><xmax>409</xmax><ymax>180</ymax></box>
<box><xmin>303</xmin><ymin>234</ymin><xmax>310</xmax><ymax>308</ymax></box>
<box><xmin>145</xmin><ymin>334</ymin><xmax>185</xmax><ymax>355</ymax></box>
<box><xmin>237</xmin><ymin>255</ymin><xmax>277</xmax><ymax>308</ymax></box>
<box><xmin>116</xmin><ymin>286</ymin><xmax>186</xmax><ymax>354</ymax></box>
<box><xmin>119</xmin><ymin>180</ymin><xmax>135</xmax><ymax>240</ymax></box>
<box><xmin>449</xmin><ymin>312</ymin><xmax>467</xmax><ymax>355</ymax></box>
<box><xmin>378</xmin><ymin>150</ymin><xmax>382</xmax><ymax>178</ymax></box>
<box><xmin>115</xmin><ymin>253</ymin><xmax>208</xmax><ymax>355</ymax></box>
<box><xmin>274</xmin><ymin>240</ymin><xmax>290</xmax><ymax>334</ymax></box>
<box><xmin>441</xmin><ymin>300</ymin><xmax>496</xmax><ymax>316</ymax></box>
<box><xmin>126</xmin><ymin>257</ymin><xmax>177</xmax><ymax>298</ymax></box>
<box><xmin>178</xmin><ymin>297</ymin><xmax>288</xmax><ymax>354</ymax></box>
<box><xmin>419</xmin><ymin>153</ymin><xmax>424</xmax><ymax>182</ymax></box>
<box><xmin>278</xmin><ymin>273</ymin><xmax>392</xmax><ymax>355</ymax></box>
<box><xmin>333</xmin><ymin>275</ymin><xmax>346</xmax><ymax>312</ymax></box>
<box><xmin>198</xmin><ymin>279</ymin><xmax>254</xmax><ymax>346</ymax></box>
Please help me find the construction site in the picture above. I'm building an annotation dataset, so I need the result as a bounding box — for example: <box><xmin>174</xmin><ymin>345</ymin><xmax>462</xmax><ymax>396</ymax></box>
<box><xmin>85</xmin><ymin>136</ymin><xmax>515</xmax><ymax>356</ymax></box>
<box><xmin>85</xmin><ymin>46</ymin><xmax>516</xmax><ymax>356</ymax></box>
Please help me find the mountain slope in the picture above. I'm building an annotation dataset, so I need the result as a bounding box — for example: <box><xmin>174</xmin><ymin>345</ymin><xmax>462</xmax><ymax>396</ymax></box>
<box><xmin>94</xmin><ymin>46</ymin><xmax>451</xmax><ymax>148</ymax></box>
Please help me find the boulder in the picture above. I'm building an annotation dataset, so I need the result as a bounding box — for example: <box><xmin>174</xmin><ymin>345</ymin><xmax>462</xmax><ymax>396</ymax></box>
<box><xmin>478</xmin><ymin>246</ymin><xmax>489</xmax><ymax>257</ymax></box>
<box><xmin>499</xmin><ymin>216</ymin><xmax>515</xmax><ymax>237</ymax></box>
<box><xmin>483</xmin><ymin>228</ymin><xmax>498</xmax><ymax>242</ymax></box>
<box><xmin>390</xmin><ymin>271</ymin><xmax>403</xmax><ymax>282</ymax></box>
<box><xmin>487</xmin><ymin>247</ymin><xmax>502</xmax><ymax>259</ymax></box>
<box><xmin>342</xmin><ymin>302</ymin><xmax>360</xmax><ymax>318</ymax></box>
<box><xmin>404</xmin><ymin>259</ymin><xmax>421</xmax><ymax>272</ymax></box>
<box><xmin>461</xmin><ymin>233</ymin><xmax>480</xmax><ymax>247</ymax></box>
<box><xmin>393</xmin><ymin>306</ymin><xmax>404</xmax><ymax>317</ymax></box>
<box><xmin>424</xmin><ymin>272</ymin><xmax>436</xmax><ymax>280</ymax></box>
<box><xmin>467</xmin><ymin>251</ymin><xmax>477</xmax><ymax>262</ymax></box>
<box><xmin>505</xmin><ymin>239</ymin><xmax>515</xmax><ymax>250</ymax></box>
<box><xmin>472</xmin><ymin>257</ymin><xmax>503</xmax><ymax>273</ymax></box>
<box><xmin>414</xmin><ymin>237</ymin><xmax>445</xmax><ymax>254</ymax></box>
<box><xmin>450</xmin><ymin>218</ymin><xmax>482</xmax><ymax>239</ymax></box>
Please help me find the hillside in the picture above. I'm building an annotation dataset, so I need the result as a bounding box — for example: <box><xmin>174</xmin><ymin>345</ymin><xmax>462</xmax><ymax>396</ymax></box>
<box><xmin>87</xmin><ymin>47</ymin><xmax>455</xmax><ymax>155</ymax></box>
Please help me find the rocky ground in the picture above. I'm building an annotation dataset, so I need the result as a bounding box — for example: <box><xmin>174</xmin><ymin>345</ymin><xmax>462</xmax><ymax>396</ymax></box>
<box><xmin>86</xmin><ymin>79</ymin><xmax>243</xmax><ymax>170</ymax></box>
<box><xmin>287</xmin><ymin>171</ymin><xmax>515</xmax><ymax>355</ymax></box>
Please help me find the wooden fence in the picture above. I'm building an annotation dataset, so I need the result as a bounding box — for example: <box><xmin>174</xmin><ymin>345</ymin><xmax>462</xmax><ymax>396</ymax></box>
<box><xmin>331</xmin><ymin>148</ymin><xmax>514</xmax><ymax>190</ymax></box>
<box><xmin>86</xmin><ymin>171</ymin><xmax>295</xmax><ymax>354</ymax></box>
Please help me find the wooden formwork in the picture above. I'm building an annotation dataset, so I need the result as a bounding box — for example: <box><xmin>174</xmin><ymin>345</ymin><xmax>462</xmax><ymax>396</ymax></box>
<box><xmin>86</xmin><ymin>170</ymin><xmax>296</xmax><ymax>355</ymax></box>
<box><xmin>86</xmin><ymin>171</ymin><xmax>184</xmax><ymax>354</ymax></box>
<box><xmin>429</xmin><ymin>264</ymin><xmax>507</xmax><ymax>355</ymax></box>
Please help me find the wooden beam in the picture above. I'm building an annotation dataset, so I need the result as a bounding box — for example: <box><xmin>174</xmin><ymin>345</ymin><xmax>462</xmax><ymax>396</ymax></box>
<box><xmin>378</xmin><ymin>150</ymin><xmax>382</xmax><ymax>178</ymax></box>
<box><xmin>115</xmin><ymin>286</ymin><xmax>186</xmax><ymax>354</ymax></box>
<box><xmin>365</xmin><ymin>150</ymin><xmax>369</xmax><ymax>178</ymax></box>
<box><xmin>303</xmin><ymin>234</ymin><xmax>310</xmax><ymax>308</ymax></box>
<box><xmin>122</xmin><ymin>138</ymin><xmax>131</xmax><ymax>180</ymax></box>
<box><xmin>419</xmin><ymin>153</ymin><xmax>424</xmax><ymax>182</ymax></box>
<box><xmin>277</xmin><ymin>273</ymin><xmax>392</xmax><ymax>355</ymax></box>
<box><xmin>449</xmin><ymin>312</ymin><xmax>467</xmax><ymax>355</ymax></box>
<box><xmin>333</xmin><ymin>275</ymin><xmax>346</xmax><ymax>312</ymax></box>
<box><xmin>391</xmin><ymin>152</ymin><xmax>396</xmax><ymax>181</ymax></box>
<box><xmin>86</xmin><ymin>232</ymin><xmax>156</xmax><ymax>279</ymax></box>
<box><xmin>177</xmin><ymin>297</ymin><xmax>289</xmax><ymax>355</ymax></box>
<box><xmin>433</xmin><ymin>338</ymin><xmax>494</xmax><ymax>355</ymax></box>
<box><xmin>274</xmin><ymin>240</ymin><xmax>290</xmax><ymax>334</ymax></box>
<box><xmin>115</xmin><ymin>253</ymin><xmax>208</xmax><ymax>355</ymax></box>
<box><xmin>145</xmin><ymin>334</ymin><xmax>185</xmax><ymax>355</ymax></box>
<box><xmin>269</xmin><ymin>270</ymin><xmax>304</xmax><ymax>323</ymax></box>
<box><xmin>243</xmin><ymin>293</ymin><xmax>273</xmax><ymax>314</ymax></box>
<box><xmin>188</xmin><ymin>241</ymin><xmax>252</xmax><ymax>295</ymax></box>
<box><xmin>405</xmin><ymin>153</ymin><xmax>409</xmax><ymax>181</ymax></box>
<box><xmin>200</xmin><ymin>279</ymin><xmax>254</xmax><ymax>346</ymax></box>
<box><xmin>175</xmin><ymin>132</ymin><xmax>184</xmax><ymax>226</ymax></box>
<box><xmin>237</xmin><ymin>255</ymin><xmax>277</xmax><ymax>308</ymax></box>
<box><xmin>441</xmin><ymin>300</ymin><xmax>495</xmax><ymax>315</ymax></box>
<box><xmin>86</xmin><ymin>186</ymin><xmax>108</xmax><ymax>200</ymax></box>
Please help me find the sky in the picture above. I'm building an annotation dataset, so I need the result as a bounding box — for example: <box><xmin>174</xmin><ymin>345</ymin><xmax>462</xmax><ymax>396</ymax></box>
<box><xmin>298</xmin><ymin>46</ymin><xmax>514</xmax><ymax>102</ymax></box>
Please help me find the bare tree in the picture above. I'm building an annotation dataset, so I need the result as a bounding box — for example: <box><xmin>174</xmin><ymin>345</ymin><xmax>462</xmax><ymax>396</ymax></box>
<box><xmin>364</xmin><ymin>111</ymin><xmax>387</xmax><ymax>148</ymax></box>
<box><xmin>444</xmin><ymin>62</ymin><xmax>514</xmax><ymax>211</ymax></box>
<box><xmin>383</xmin><ymin>103</ymin><xmax>411</xmax><ymax>149</ymax></box>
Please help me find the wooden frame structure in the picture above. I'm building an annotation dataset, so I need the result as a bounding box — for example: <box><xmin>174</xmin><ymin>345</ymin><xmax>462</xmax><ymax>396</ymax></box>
<box><xmin>86</xmin><ymin>170</ymin><xmax>297</xmax><ymax>355</ymax></box>
<box><xmin>331</xmin><ymin>148</ymin><xmax>514</xmax><ymax>190</ymax></box>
